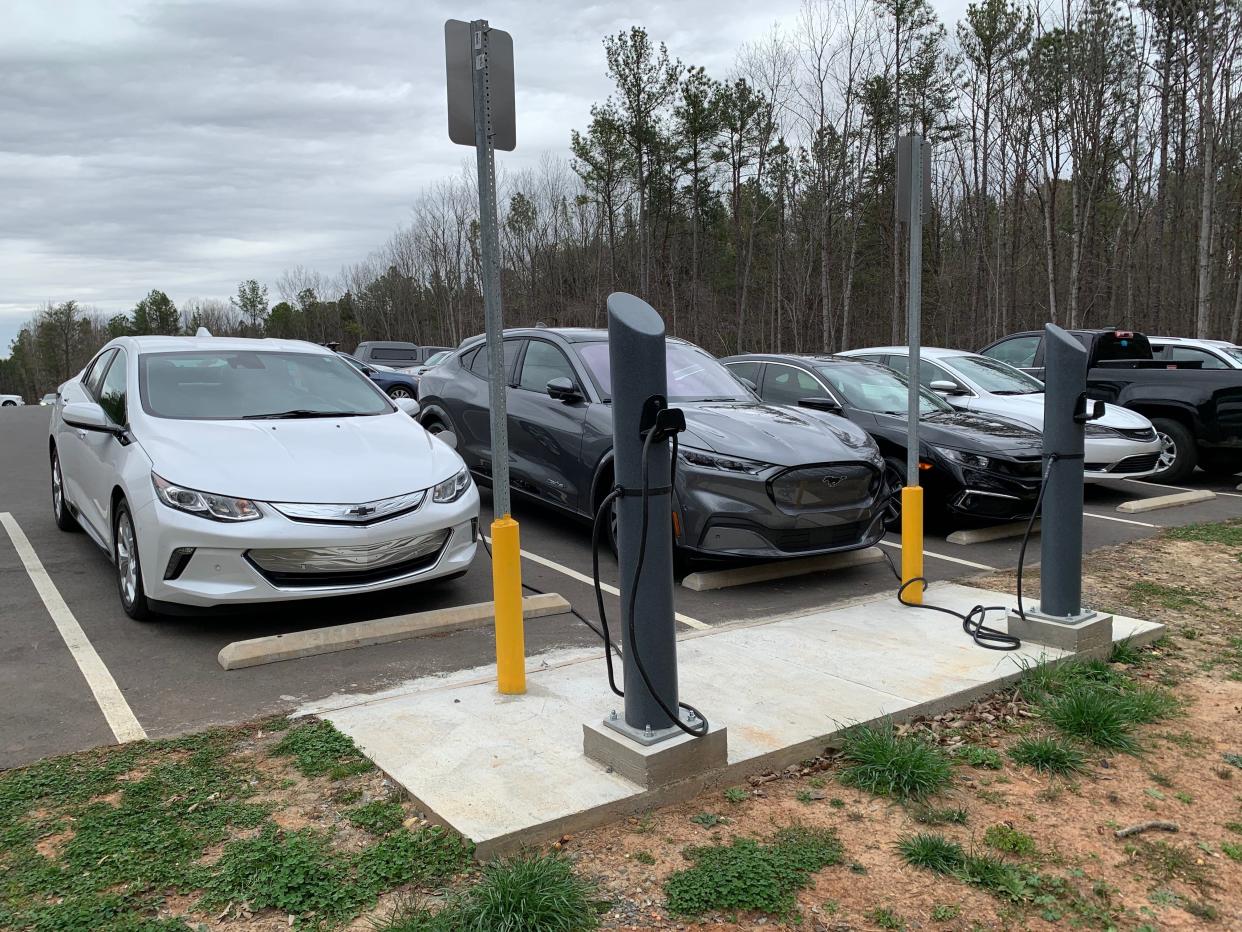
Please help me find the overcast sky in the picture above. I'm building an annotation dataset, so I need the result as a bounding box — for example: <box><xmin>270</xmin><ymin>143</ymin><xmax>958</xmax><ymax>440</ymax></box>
<box><xmin>0</xmin><ymin>0</ymin><xmax>968</xmax><ymax>357</ymax></box>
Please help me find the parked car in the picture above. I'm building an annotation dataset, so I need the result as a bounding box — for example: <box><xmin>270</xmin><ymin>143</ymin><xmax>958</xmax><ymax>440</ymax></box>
<box><xmin>1</xmin><ymin>394</ymin><xmax>23</xmax><ymax>407</ymax></box>
<box><xmin>723</xmin><ymin>354</ymin><xmax>1047</xmax><ymax>525</ymax></box>
<box><xmin>40</xmin><ymin>393</ymin><xmax>57</xmax><ymax>405</ymax></box>
<box><xmin>979</xmin><ymin>328</ymin><xmax>1242</xmax><ymax>480</ymax></box>
<box><xmin>417</xmin><ymin>329</ymin><xmax>889</xmax><ymax>560</ymax></box>
<box><xmin>49</xmin><ymin>334</ymin><xmax>478</xmax><ymax>619</ymax></box>
<box><xmin>838</xmin><ymin>346</ymin><xmax>1162</xmax><ymax>480</ymax></box>
<box><xmin>1148</xmin><ymin>336</ymin><xmax>1242</xmax><ymax>370</ymax></box>
<box><xmin>354</xmin><ymin>341</ymin><xmax>448</xmax><ymax>369</ymax></box>
<box><xmin>338</xmin><ymin>352</ymin><xmax>420</xmax><ymax>400</ymax></box>
<box><xmin>404</xmin><ymin>349</ymin><xmax>453</xmax><ymax>382</ymax></box>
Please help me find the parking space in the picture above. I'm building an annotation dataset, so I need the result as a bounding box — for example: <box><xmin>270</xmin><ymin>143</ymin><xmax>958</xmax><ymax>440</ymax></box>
<box><xmin>3</xmin><ymin>402</ymin><xmax>1242</xmax><ymax>769</ymax></box>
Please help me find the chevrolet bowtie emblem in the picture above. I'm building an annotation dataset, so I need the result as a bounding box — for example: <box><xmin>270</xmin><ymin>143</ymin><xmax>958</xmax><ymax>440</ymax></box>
<box><xmin>347</xmin><ymin>505</ymin><xmax>377</xmax><ymax>516</ymax></box>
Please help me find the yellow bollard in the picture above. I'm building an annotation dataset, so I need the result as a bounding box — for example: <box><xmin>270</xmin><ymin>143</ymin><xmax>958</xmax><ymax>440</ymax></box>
<box><xmin>490</xmin><ymin>515</ymin><xmax>526</xmax><ymax>694</ymax></box>
<box><xmin>901</xmin><ymin>486</ymin><xmax>925</xmax><ymax>604</ymax></box>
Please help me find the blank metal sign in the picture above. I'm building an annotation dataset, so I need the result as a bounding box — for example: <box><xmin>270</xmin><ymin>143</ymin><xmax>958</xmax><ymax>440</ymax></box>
<box><xmin>445</xmin><ymin>19</ymin><xmax>516</xmax><ymax>152</ymax></box>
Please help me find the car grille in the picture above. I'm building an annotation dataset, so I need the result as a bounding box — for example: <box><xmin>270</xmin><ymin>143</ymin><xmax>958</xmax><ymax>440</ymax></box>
<box><xmin>1116</xmin><ymin>427</ymin><xmax>1158</xmax><ymax>442</ymax></box>
<box><xmin>246</xmin><ymin>530</ymin><xmax>448</xmax><ymax>587</ymax></box>
<box><xmin>768</xmin><ymin>463</ymin><xmax>880</xmax><ymax>511</ymax></box>
<box><xmin>991</xmin><ymin>456</ymin><xmax>1043</xmax><ymax>478</ymax></box>
<box><xmin>269</xmin><ymin>490</ymin><xmax>427</xmax><ymax>526</ymax></box>
<box><xmin>762</xmin><ymin>520</ymin><xmax>871</xmax><ymax>553</ymax></box>
<box><xmin>1109</xmin><ymin>452</ymin><xmax>1160</xmax><ymax>474</ymax></box>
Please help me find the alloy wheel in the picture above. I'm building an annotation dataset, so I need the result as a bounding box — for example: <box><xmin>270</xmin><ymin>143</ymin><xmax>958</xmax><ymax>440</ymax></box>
<box><xmin>1156</xmin><ymin>431</ymin><xmax>1177</xmax><ymax>473</ymax></box>
<box><xmin>51</xmin><ymin>452</ymin><xmax>64</xmax><ymax>519</ymax></box>
<box><xmin>116</xmin><ymin>513</ymin><xmax>138</xmax><ymax>608</ymax></box>
<box><xmin>389</xmin><ymin>387</ymin><xmax>413</xmax><ymax>399</ymax></box>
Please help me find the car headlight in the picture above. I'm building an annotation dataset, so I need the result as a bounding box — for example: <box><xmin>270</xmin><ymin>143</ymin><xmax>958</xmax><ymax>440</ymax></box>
<box><xmin>432</xmin><ymin>466</ymin><xmax>471</xmax><ymax>503</ymax></box>
<box><xmin>151</xmin><ymin>472</ymin><xmax>262</xmax><ymax>521</ymax></box>
<box><xmin>678</xmin><ymin>447</ymin><xmax>770</xmax><ymax>475</ymax></box>
<box><xmin>935</xmin><ymin>447</ymin><xmax>993</xmax><ymax>470</ymax></box>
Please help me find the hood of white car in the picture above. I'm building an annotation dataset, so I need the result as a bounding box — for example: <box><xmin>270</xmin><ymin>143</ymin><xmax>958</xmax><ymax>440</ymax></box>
<box><xmin>136</xmin><ymin>412</ymin><xmax>463</xmax><ymax>503</ymax></box>
<box><xmin>967</xmin><ymin>394</ymin><xmax>1152</xmax><ymax>431</ymax></box>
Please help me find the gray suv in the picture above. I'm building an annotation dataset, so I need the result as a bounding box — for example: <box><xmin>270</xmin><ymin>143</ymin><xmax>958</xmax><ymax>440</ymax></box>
<box><xmin>416</xmin><ymin>328</ymin><xmax>889</xmax><ymax>560</ymax></box>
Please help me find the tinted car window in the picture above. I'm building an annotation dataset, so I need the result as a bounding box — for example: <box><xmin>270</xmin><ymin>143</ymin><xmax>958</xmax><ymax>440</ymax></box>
<box><xmin>139</xmin><ymin>351</ymin><xmax>391</xmax><ymax>420</ymax></box>
<box><xmin>84</xmin><ymin>349</ymin><xmax>116</xmax><ymax>398</ymax></box>
<box><xmin>761</xmin><ymin>365</ymin><xmax>827</xmax><ymax>404</ymax></box>
<box><xmin>467</xmin><ymin>341</ymin><xmax>522</xmax><ymax>380</ymax></box>
<box><xmin>726</xmin><ymin>361</ymin><xmax>759</xmax><ymax>387</ymax></box>
<box><xmin>518</xmin><ymin>340</ymin><xmax>577</xmax><ymax>392</ymax></box>
<box><xmin>368</xmin><ymin>347</ymin><xmax>421</xmax><ymax>364</ymax></box>
<box><xmin>1156</xmin><ymin>346</ymin><xmax>1226</xmax><ymax>369</ymax></box>
<box><xmin>947</xmin><ymin>355</ymin><xmax>1043</xmax><ymax>394</ymax></box>
<box><xmin>1090</xmin><ymin>332</ymin><xmax>1151</xmax><ymax>361</ymax></box>
<box><xmin>578</xmin><ymin>341</ymin><xmax>752</xmax><ymax>402</ymax></box>
<box><xmin>98</xmin><ymin>350</ymin><xmax>128</xmax><ymax>425</ymax></box>
<box><xmin>984</xmin><ymin>336</ymin><xmax>1040</xmax><ymax>368</ymax></box>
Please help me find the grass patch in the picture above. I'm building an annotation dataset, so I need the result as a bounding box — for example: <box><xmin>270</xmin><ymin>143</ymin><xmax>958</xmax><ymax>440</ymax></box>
<box><xmin>1166</xmin><ymin>520</ymin><xmax>1242</xmax><ymax>548</ymax></box>
<box><xmin>931</xmin><ymin>903</ymin><xmax>960</xmax><ymax>921</ymax></box>
<box><xmin>1041</xmin><ymin>686</ymin><xmax>1140</xmax><ymax>752</ymax></box>
<box><xmin>896</xmin><ymin>831</ymin><xmax>1030</xmax><ymax>902</ymax></box>
<box><xmin>912</xmin><ymin>805</ymin><xmax>968</xmax><ymax>825</ymax></box>
<box><xmin>664</xmin><ymin>826</ymin><xmax>843</xmax><ymax>917</ymax></box>
<box><xmin>1008</xmin><ymin>736</ymin><xmax>1087</xmax><ymax>775</ymax></box>
<box><xmin>1127</xmin><ymin>581</ymin><xmax>1205</xmax><ymax>611</ymax></box>
<box><xmin>984</xmin><ymin>824</ymin><xmax>1037</xmax><ymax>857</ymax></box>
<box><xmin>723</xmin><ymin>786</ymin><xmax>749</xmax><ymax>804</ymax></box>
<box><xmin>897</xmin><ymin>833</ymin><xmax>964</xmax><ymax>872</ymax></box>
<box><xmin>953</xmin><ymin>745</ymin><xmax>1003</xmax><ymax>769</ymax></box>
<box><xmin>272</xmin><ymin>719</ymin><xmax>374</xmax><ymax>780</ymax></box>
<box><xmin>1109</xmin><ymin>638</ymin><xmax>1146</xmax><ymax>665</ymax></box>
<box><xmin>837</xmin><ymin>722</ymin><xmax>953</xmax><ymax>801</ymax></box>
<box><xmin>382</xmin><ymin>853</ymin><xmax>604</xmax><ymax>931</ymax></box>
<box><xmin>347</xmin><ymin>800</ymin><xmax>405</xmax><ymax>836</ymax></box>
<box><xmin>689</xmin><ymin>812</ymin><xmax>727</xmax><ymax>829</ymax></box>
<box><xmin>866</xmin><ymin>906</ymin><xmax>905</xmax><ymax>929</ymax></box>
<box><xmin>1129</xmin><ymin>840</ymin><xmax>1210</xmax><ymax>886</ymax></box>
<box><xmin>632</xmin><ymin>850</ymin><xmax>655</xmax><ymax>865</ymax></box>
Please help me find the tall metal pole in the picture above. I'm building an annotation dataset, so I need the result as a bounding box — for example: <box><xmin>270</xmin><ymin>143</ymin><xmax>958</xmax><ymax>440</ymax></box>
<box><xmin>470</xmin><ymin>19</ymin><xmax>524</xmax><ymax>693</ymax></box>
<box><xmin>471</xmin><ymin>19</ymin><xmax>510</xmax><ymax>520</ymax></box>
<box><xmin>900</xmin><ymin>134</ymin><xmax>925</xmax><ymax>604</ymax></box>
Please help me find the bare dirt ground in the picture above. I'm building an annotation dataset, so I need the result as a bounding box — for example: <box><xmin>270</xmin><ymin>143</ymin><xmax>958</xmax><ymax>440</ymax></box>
<box><xmin>562</xmin><ymin>528</ymin><xmax>1242</xmax><ymax>931</ymax></box>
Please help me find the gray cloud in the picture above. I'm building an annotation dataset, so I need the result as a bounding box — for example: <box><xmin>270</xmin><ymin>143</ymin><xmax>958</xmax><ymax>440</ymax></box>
<box><xmin>7</xmin><ymin>0</ymin><xmax>975</xmax><ymax>355</ymax></box>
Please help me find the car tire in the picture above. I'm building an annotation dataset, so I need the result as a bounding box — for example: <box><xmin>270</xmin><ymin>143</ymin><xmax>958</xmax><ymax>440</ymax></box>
<box><xmin>882</xmin><ymin>457</ymin><xmax>905</xmax><ymax>530</ymax></box>
<box><xmin>2</xmin><ymin>400</ymin><xmax>15</xmax><ymax>406</ymax></box>
<box><xmin>1150</xmin><ymin>418</ymin><xmax>1197</xmax><ymax>484</ymax></box>
<box><xmin>50</xmin><ymin>447</ymin><xmax>80</xmax><ymax>532</ymax></box>
<box><xmin>113</xmin><ymin>500</ymin><xmax>152</xmax><ymax>621</ymax></box>
<box><xmin>387</xmin><ymin>386</ymin><xmax>415</xmax><ymax>400</ymax></box>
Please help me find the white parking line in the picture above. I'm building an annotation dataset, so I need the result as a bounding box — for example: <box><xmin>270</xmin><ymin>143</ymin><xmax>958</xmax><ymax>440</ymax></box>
<box><xmin>0</xmin><ymin>512</ymin><xmax>147</xmax><ymax>743</ymax></box>
<box><xmin>878</xmin><ymin>539</ymin><xmax>997</xmax><ymax>572</ymax></box>
<box><xmin>1119</xmin><ymin>477</ymin><xmax>1242</xmax><ymax>499</ymax></box>
<box><xmin>484</xmin><ymin>536</ymin><xmax>711</xmax><ymax>630</ymax></box>
<box><xmin>1083</xmin><ymin>511</ymin><xmax>1157</xmax><ymax>528</ymax></box>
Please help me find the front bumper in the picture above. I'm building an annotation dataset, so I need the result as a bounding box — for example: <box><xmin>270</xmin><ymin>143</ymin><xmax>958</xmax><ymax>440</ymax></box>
<box><xmin>134</xmin><ymin>485</ymin><xmax>480</xmax><ymax>607</ymax></box>
<box><xmin>936</xmin><ymin>460</ymin><xmax>1042</xmax><ymax>522</ymax></box>
<box><xmin>674</xmin><ymin>460</ymin><xmax>887</xmax><ymax>559</ymax></box>
<box><xmin>1083</xmin><ymin>434</ymin><xmax>1162</xmax><ymax>480</ymax></box>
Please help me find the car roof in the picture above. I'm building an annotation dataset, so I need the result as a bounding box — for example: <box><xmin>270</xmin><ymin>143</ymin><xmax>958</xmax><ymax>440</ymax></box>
<box><xmin>357</xmin><ymin>340</ymin><xmax>419</xmax><ymax>349</ymax></box>
<box><xmin>118</xmin><ymin>335</ymin><xmax>332</xmax><ymax>356</ymax></box>
<box><xmin>459</xmin><ymin>327</ymin><xmax>692</xmax><ymax>346</ymax></box>
<box><xmin>1148</xmin><ymin>336</ymin><xmax>1236</xmax><ymax>348</ymax></box>
<box><xmin>838</xmin><ymin>345</ymin><xmax>971</xmax><ymax>358</ymax></box>
<box><xmin>724</xmin><ymin>352</ymin><xmax>882</xmax><ymax>368</ymax></box>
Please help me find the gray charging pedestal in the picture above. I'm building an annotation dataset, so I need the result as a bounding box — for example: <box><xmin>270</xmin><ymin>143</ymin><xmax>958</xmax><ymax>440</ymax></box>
<box><xmin>582</xmin><ymin>293</ymin><xmax>726</xmax><ymax>788</ymax></box>
<box><xmin>1007</xmin><ymin>324</ymin><xmax>1112</xmax><ymax>654</ymax></box>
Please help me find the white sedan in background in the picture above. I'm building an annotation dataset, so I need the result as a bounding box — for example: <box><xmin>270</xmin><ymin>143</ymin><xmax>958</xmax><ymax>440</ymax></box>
<box><xmin>2</xmin><ymin>394</ymin><xmax>24</xmax><ymax>407</ymax></box>
<box><xmin>840</xmin><ymin>346</ymin><xmax>1163</xmax><ymax>480</ymax></box>
<box><xmin>49</xmin><ymin>333</ymin><xmax>478</xmax><ymax>619</ymax></box>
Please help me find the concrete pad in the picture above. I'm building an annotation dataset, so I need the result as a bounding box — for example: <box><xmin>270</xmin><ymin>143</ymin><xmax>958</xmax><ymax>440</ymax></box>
<box><xmin>322</xmin><ymin>583</ymin><xmax>1162</xmax><ymax>858</ymax></box>
<box><xmin>946</xmin><ymin>520</ymin><xmax>1039</xmax><ymax>545</ymax></box>
<box><xmin>1116</xmin><ymin>489</ymin><xmax>1216</xmax><ymax>513</ymax></box>
<box><xmin>217</xmin><ymin>593</ymin><xmax>570</xmax><ymax>670</ymax></box>
<box><xmin>680</xmin><ymin>546</ymin><xmax>885</xmax><ymax>591</ymax></box>
<box><xmin>1007</xmin><ymin>610</ymin><xmax>1113</xmax><ymax>653</ymax></box>
<box><xmin>584</xmin><ymin>718</ymin><xmax>727</xmax><ymax>788</ymax></box>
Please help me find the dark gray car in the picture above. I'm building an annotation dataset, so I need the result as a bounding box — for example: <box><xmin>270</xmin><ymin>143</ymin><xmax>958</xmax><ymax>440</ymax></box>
<box><xmin>416</xmin><ymin>328</ymin><xmax>889</xmax><ymax>560</ymax></box>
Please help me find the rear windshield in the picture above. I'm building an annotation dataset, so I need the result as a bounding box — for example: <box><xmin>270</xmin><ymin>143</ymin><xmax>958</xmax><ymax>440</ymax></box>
<box><xmin>139</xmin><ymin>351</ymin><xmax>391</xmax><ymax>420</ymax></box>
<box><xmin>369</xmin><ymin>347</ymin><xmax>421</xmax><ymax>363</ymax></box>
<box><xmin>1082</xmin><ymin>331</ymin><xmax>1152</xmax><ymax>361</ymax></box>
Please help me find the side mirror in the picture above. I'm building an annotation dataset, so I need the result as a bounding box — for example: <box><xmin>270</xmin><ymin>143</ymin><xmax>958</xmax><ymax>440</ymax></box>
<box><xmin>394</xmin><ymin>397</ymin><xmax>421</xmax><ymax>418</ymax></box>
<box><xmin>547</xmin><ymin>377</ymin><xmax>582</xmax><ymax>402</ymax></box>
<box><xmin>798</xmin><ymin>396</ymin><xmax>842</xmax><ymax>414</ymax></box>
<box><xmin>61</xmin><ymin>401</ymin><xmax>111</xmax><ymax>431</ymax></box>
<box><xmin>929</xmin><ymin>379</ymin><xmax>967</xmax><ymax>396</ymax></box>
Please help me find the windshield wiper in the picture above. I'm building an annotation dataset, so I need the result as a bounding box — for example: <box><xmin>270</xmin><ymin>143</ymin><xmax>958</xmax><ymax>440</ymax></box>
<box><xmin>241</xmin><ymin>409</ymin><xmax>364</xmax><ymax>419</ymax></box>
<box><xmin>991</xmin><ymin>389</ymin><xmax>1039</xmax><ymax>396</ymax></box>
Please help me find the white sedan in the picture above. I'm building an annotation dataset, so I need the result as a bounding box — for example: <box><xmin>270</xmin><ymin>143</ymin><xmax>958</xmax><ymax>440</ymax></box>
<box><xmin>839</xmin><ymin>346</ymin><xmax>1163</xmax><ymax>480</ymax></box>
<box><xmin>2</xmin><ymin>394</ymin><xmax>24</xmax><ymax>407</ymax></box>
<box><xmin>49</xmin><ymin>334</ymin><xmax>478</xmax><ymax>619</ymax></box>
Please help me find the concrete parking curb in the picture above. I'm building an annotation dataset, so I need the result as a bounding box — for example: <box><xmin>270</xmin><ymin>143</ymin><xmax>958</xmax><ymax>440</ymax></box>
<box><xmin>946</xmin><ymin>520</ymin><xmax>1039</xmax><ymax>546</ymax></box>
<box><xmin>1116</xmin><ymin>489</ymin><xmax>1216</xmax><ymax>514</ymax></box>
<box><xmin>680</xmin><ymin>547</ymin><xmax>885</xmax><ymax>592</ymax></box>
<box><xmin>217</xmin><ymin>593</ymin><xmax>571</xmax><ymax>670</ymax></box>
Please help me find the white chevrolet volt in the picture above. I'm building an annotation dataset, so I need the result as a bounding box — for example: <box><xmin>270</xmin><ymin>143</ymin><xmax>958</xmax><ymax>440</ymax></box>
<box><xmin>49</xmin><ymin>334</ymin><xmax>479</xmax><ymax>619</ymax></box>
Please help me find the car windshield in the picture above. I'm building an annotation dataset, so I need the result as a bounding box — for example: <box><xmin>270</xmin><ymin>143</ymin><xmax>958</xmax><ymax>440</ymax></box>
<box><xmin>1222</xmin><ymin>345</ymin><xmax>1242</xmax><ymax>367</ymax></box>
<box><xmin>139</xmin><ymin>350</ymin><xmax>391</xmax><ymax>420</ymax></box>
<box><xmin>948</xmin><ymin>355</ymin><xmax>1044</xmax><ymax>395</ymax></box>
<box><xmin>424</xmin><ymin>351</ymin><xmax>450</xmax><ymax>367</ymax></box>
<box><xmin>577</xmin><ymin>341</ymin><xmax>754</xmax><ymax>403</ymax></box>
<box><xmin>815</xmin><ymin>363</ymin><xmax>950</xmax><ymax>416</ymax></box>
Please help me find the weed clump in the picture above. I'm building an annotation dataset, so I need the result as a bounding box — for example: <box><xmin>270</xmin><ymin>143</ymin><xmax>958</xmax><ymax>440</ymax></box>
<box><xmin>837</xmin><ymin>722</ymin><xmax>953</xmax><ymax>801</ymax></box>
<box><xmin>664</xmin><ymin>825</ymin><xmax>843</xmax><ymax>917</ymax></box>
<box><xmin>272</xmin><ymin>719</ymin><xmax>374</xmax><ymax>780</ymax></box>
<box><xmin>1008</xmin><ymin>737</ymin><xmax>1086</xmax><ymax>775</ymax></box>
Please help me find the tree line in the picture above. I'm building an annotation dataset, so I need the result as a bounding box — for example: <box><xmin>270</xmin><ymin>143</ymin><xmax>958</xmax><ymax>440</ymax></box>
<box><xmin>4</xmin><ymin>0</ymin><xmax>1240</xmax><ymax>400</ymax></box>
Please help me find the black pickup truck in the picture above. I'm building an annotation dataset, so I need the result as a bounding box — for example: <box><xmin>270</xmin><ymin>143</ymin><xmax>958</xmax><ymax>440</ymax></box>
<box><xmin>979</xmin><ymin>329</ymin><xmax>1242</xmax><ymax>482</ymax></box>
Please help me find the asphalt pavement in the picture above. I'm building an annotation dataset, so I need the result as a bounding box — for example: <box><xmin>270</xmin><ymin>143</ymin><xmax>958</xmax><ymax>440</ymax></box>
<box><xmin>3</xmin><ymin>403</ymin><xmax>1240</xmax><ymax>769</ymax></box>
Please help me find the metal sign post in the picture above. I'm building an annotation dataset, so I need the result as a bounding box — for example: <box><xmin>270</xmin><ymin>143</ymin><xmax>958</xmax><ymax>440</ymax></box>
<box><xmin>445</xmin><ymin>18</ymin><xmax>524</xmax><ymax>694</ymax></box>
<box><xmin>897</xmin><ymin>134</ymin><xmax>928</xmax><ymax>603</ymax></box>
